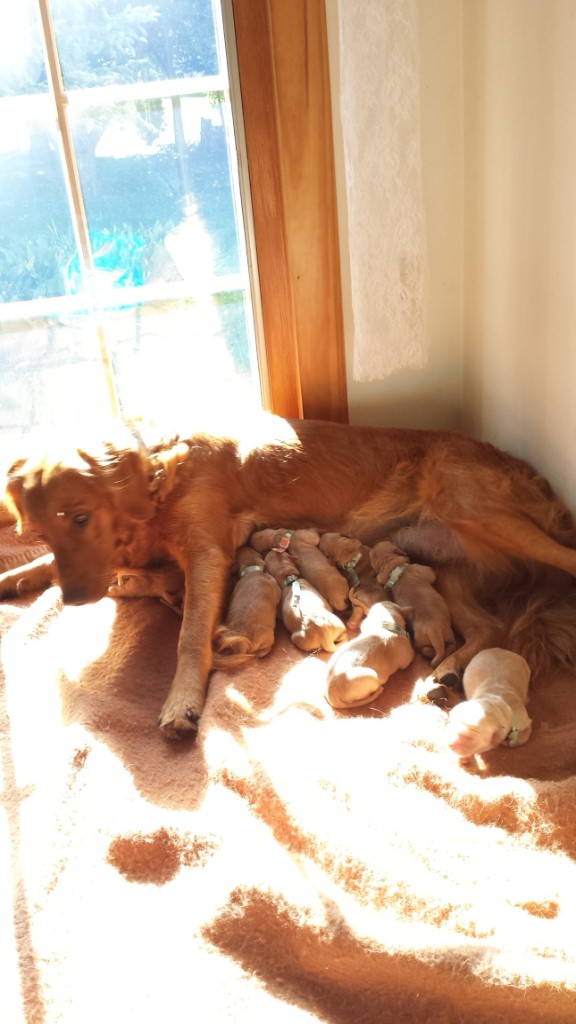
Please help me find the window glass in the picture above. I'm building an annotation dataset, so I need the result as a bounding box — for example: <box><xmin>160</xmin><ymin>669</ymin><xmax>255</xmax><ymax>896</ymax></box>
<box><xmin>0</xmin><ymin>0</ymin><xmax>262</xmax><ymax>452</ymax></box>
<box><xmin>52</xmin><ymin>0</ymin><xmax>219</xmax><ymax>88</ymax></box>
<box><xmin>0</xmin><ymin>0</ymin><xmax>47</xmax><ymax>98</ymax></box>
<box><xmin>0</xmin><ymin>95</ymin><xmax>79</xmax><ymax>302</ymax></box>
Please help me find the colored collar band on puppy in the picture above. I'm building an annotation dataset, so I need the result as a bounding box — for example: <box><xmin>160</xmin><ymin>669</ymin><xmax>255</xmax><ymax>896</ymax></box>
<box><xmin>272</xmin><ymin>530</ymin><xmax>293</xmax><ymax>552</ymax></box>
<box><xmin>339</xmin><ymin>554</ymin><xmax>361</xmax><ymax>588</ymax></box>
<box><xmin>385</xmin><ymin>564</ymin><xmax>408</xmax><ymax>590</ymax></box>
<box><xmin>239</xmin><ymin>564</ymin><xmax>264</xmax><ymax>577</ymax></box>
<box><xmin>506</xmin><ymin>715</ymin><xmax>520</xmax><ymax>747</ymax></box>
<box><xmin>383</xmin><ymin>622</ymin><xmax>410</xmax><ymax>639</ymax></box>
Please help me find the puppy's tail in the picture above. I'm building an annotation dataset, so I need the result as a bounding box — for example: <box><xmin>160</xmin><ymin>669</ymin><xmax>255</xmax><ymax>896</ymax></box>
<box><xmin>212</xmin><ymin>624</ymin><xmax>276</xmax><ymax>670</ymax></box>
<box><xmin>212</xmin><ymin>626</ymin><xmax>254</xmax><ymax>670</ymax></box>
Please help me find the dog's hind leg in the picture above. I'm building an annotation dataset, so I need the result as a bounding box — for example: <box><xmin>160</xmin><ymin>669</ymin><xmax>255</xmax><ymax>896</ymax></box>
<box><xmin>449</xmin><ymin>514</ymin><xmax>576</xmax><ymax>576</ymax></box>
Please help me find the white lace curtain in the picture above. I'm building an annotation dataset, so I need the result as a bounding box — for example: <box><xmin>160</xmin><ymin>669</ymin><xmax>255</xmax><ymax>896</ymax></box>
<box><xmin>337</xmin><ymin>0</ymin><xmax>429</xmax><ymax>381</ymax></box>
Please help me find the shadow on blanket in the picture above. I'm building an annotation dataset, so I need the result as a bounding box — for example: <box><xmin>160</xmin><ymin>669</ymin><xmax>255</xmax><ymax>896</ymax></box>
<box><xmin>1</xmin><ymin>526</ymin><xmax>576</xmax><ymax>1024</ymax></box>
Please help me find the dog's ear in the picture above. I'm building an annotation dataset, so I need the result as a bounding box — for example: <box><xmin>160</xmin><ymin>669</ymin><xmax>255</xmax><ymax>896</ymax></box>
<box><xmin>109</xmin><ymin>450</ymin><xmax>154</xmax><ymax>521</ymax></box>
<box><xmin>80</xmin><ymin>447</ymin><xmax>153</xmax><ymax>522</ymax></box>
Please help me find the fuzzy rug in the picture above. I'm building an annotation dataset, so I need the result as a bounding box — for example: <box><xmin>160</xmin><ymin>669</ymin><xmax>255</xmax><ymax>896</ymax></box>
<box><xmin>2</xmin><ymin>525</ymin><xmax>576</xmax><ymax>1024</ymax></box>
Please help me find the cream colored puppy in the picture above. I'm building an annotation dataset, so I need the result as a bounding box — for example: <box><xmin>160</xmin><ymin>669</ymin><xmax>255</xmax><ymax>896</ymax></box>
<box><xmin>446</xmin><ymin>648</ymin><xmax>532</xmax><ymax>758</ymax></box>
<box><xmin>325</xmin><ymin>600</ymin><xmax>414</xmax><ymax>709</ymax></box>
<box><xmin>264</xmin><ymin>549</ymin><xmax>348</xmax><ymax>653</ymax></box>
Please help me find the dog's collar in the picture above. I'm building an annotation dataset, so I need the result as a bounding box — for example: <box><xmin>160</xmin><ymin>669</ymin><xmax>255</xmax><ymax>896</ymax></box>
<box><xmin>148</xmin><ymin>460</ymin><xmax>166</xmax><ymax>496</ymax></box>
<box><xmin>272</xmin><ymin>530</ymin><xmax>293</xmax><ymax>553</ymax></box>
<box><xmin>384</xmin><ymin>564</ymin><xmax>408</xmax><ymax>591</ymax></box>
<box><xmin>382</xmin><ymin>622</ymin><xmax>410</xmax><ymax>639</ymax></box>
<box><xmin>338</xmin><ymin>554</ymin><xmax>361</xmax><ymax>589</ymax></box>
<box><xmin>239</xmin><ymin>564</ymin><xmax>264</xmax><ymax>578</ymax></box>
<box><xmin>505</xmin><ymin>715</ymin><xmax>520</xmax><ymax>747</ymax></box>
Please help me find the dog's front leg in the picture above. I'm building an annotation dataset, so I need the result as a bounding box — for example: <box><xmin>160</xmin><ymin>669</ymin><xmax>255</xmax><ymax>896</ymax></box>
<box><xmin>158</xmin><ymin>545</ymin><xmax>230</xmax><ymax>740</ymax></box>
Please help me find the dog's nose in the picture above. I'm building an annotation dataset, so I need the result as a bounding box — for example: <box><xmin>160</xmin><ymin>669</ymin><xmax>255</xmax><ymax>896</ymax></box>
<box><xmin>61</xmin><ymin>586</ymin><xmax>90</xmax><ymax>606</ymax></box>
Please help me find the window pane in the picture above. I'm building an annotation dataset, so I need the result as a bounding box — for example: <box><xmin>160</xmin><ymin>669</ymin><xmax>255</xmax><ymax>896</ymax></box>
<box><xmin>0</xmin><ymin>94</ymin><xmax>79</xmax><ymax>301</ymax></box>
<box><xmin>52</xmin><ymin>0</ymin><xmax>219</xmax><ymax>89</ymax></box>
<box><xmin>67</xmin><ymin>93</ymin><xmax>242</xmax><ymax>289</ymax></box>
<box><xmin>0</xmin><ymin>0</ymin><xmax>47</xmax><ymax>98</ymax></box>
<box><xmin>0</xmin><ymin>0</ymin><xmax>263</xmax><ymax>442</ymax></box>
<box><xmin>0</xmin><ymin>313</ymin><xmax>112</xmax><ymax>458</ymax></box>
<box><xmin>105</xmin><ymin>292</ymin><xmax>260</xmax><ymax>423</ymax></box>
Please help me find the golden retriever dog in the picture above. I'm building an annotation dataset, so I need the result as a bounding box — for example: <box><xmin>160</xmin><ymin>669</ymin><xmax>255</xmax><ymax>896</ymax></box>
<box><xmin>263</xmin><ymin>548</ymin><xmax>348</xmax><ymax>653</ymax></box>
<box><xmin>3</xmin><ymin>412</ymin><xmax>576</xmax><ymax>739</ymax></box>
<box><xmin>251</xmin><ymin>526</ymin><xmax>350</xmax><ymax>610</ymax></box>
<box><xmin>446</xmin><ymin>648</ymin><xmax>532</xmax><ymax>758</ymax></box>
<box><xmin>211</xmin><ymin>547</ymin><xmax>281</xmax><ymax>667</ymax></box>
<box><xmin>325</xmin><ymin>600</ymin><xmax>414</xmax><ymax>709</ymax></box>
<box><xmin>369</xmin><ymin>540</ymin><xmax>456</xmax><ymax>667</ymax></box>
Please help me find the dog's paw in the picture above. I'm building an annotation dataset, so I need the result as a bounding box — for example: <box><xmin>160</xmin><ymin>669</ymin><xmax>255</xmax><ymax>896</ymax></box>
<box><xmin>158</xmin><ymin>701</ymin><xmax>201</xmax><ymax>741</ymax></box>
<box><xmin>432</xmin><ymin>657</ymin><xmax>464</xmax><ymax>694</ymax></box>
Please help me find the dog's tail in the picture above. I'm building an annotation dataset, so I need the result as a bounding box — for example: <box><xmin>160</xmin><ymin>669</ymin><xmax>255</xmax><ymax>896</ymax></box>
<box><xmin>499</xmin><ymin>570</ymin><xmax>576</xmax><ymax>678</ymax></box>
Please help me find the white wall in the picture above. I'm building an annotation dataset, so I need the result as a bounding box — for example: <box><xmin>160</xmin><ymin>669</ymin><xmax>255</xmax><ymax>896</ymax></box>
<box><xmin>463</xmin><ymin>0</ymin><xmax>576</xmax><ymax>513</ymax></box>
<box><xmin>328</xmin><ymin>0</ymin><xmax>576</xmax><ymax>513</ymax></box>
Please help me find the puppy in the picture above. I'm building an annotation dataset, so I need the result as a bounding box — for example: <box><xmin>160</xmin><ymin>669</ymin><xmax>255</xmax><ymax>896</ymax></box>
<box><xmin>446</xmin><ymin>648</ymin><xmax>532</xmax><ymax>758</ymax></box>
<box><xmin>319</xmin><ymin>531</ymin><xmax>387</xmax><ymax>629</ymax></box>
<box><xmin>251</xmin><ymin>527</ymin><xmax>350</xmax><ymax>610</ymax></box>
<box><xmin>264</xmin><ymin>548</ymin><xmax>347</xmax><ymax>653</ymax></box>
<box><xmin>212</xmin><ymin>547</ymin><xmax>281</xmax><ymax>666</ymax></box>
<box><xmin>370</xmin><ymin>540</ymin><xmax>456</xmax><ymax>667</ymax></box>
<box><xmin>325</xmin><ymin>600</ymin><xmax>414</xmax><ymax>709</ymax></box>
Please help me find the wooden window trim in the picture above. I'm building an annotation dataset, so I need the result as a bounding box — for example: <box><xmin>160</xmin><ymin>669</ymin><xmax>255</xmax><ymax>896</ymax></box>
<box><xmin>232</xmin><ymin>0</ymin><xmax>348</xmax><ymax>423</ymax></box>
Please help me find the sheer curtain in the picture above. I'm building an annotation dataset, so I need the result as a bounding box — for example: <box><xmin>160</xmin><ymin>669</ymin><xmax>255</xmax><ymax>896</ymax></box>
<box><xmin>337</xmin><ymin>0</ymin><xmax>429</xmax><ymax>381</ymax></box>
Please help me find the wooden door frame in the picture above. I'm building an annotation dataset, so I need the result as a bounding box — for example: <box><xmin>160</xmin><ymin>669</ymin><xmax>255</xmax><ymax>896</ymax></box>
<box><xmin>232</xmin><ymin>0</ymin><xmax>348</xmax><ymax>422</ymax></box>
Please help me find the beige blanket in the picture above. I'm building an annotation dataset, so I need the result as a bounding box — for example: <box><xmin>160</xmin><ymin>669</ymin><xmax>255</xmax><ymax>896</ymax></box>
<box><xmin>1</xmin><ymin>525</ymin><xmax>576</xmax><ymax>1023</ymax></box>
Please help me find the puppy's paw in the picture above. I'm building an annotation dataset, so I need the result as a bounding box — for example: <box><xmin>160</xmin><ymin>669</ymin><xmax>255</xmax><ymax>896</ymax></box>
<box><xmin>158</xmin><ymin>700</ymin><xmax>201</xmax><ymax>741</ymax></box>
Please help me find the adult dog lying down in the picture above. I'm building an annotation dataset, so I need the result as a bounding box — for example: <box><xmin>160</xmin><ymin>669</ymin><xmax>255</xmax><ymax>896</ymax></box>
<box><xmin>2</xmin><ymin>413</ymin><xmax>576</xmax><ymax>740</ymax></box>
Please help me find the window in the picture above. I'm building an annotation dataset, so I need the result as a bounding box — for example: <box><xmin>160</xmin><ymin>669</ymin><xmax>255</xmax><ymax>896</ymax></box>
<box><xmin>0</xmin><ymin>0</ymin><xmax>347</xmax><ymax>453</ymax></box>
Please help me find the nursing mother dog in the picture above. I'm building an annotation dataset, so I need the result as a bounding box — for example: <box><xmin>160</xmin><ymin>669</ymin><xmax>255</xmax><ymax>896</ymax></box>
<box><xmin>2</xmin><ymin>412</ymin><xmax>576</xmax><ymax>740</ymax></box>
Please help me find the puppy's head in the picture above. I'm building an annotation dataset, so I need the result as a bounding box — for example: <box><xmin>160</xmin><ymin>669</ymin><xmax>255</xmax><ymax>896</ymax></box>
<box><xmin>361</xmin><ymin>599</ymin><xmax>412</xmax><ymax>637</ymax></box>
<box><xmin>319</xmin><ymin>532</ymin><xmax>363</xmax><ymax>566</ymax></box>
<box><xmin>4</xmin><ymin>431</ymin><xmax>153</xmax><ymax>605</ymax></box>
<box><xmin>369</xmin><ymin>540</ymin><xmax>408</xmax><ymax>581</ymax></box>
<box><xmin>446</xmin><ymin>697</ymin><xmax>509</xmax><ymax>758</ymax></box>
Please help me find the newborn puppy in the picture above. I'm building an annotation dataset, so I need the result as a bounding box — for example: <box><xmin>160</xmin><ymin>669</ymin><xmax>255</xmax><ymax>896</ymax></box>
<box><xmin>319</xmin><ymin>532</ymin><xmax>387</xmax><ymax>629</ymax></box>
<box><xmin>288</xmin><ymin>528</ymin><xmax>350</xmax><ymax>610</ymax></box>
<box><xmin>251</xmin><ymin>527</ymin><xmax>350</xmax><ymax>610</ymax></box>
<box><xmin>264</xmin><ymin>548</ymin><xmax>348</xmax><ymax>653</ymax></box>
<box><xmin>370</xmin><ymin>540</ymin><xmax>456</xmax><ymax>666</ymax></box>
<box><xmin>212</xmin><ymin>547</ymin><xmax>281</xmax><ymax>667</ymax></box>
<box><xmin>446</xmin><ymin>648</ymin><xmax>532</xmax><ymax>758</ymax></box>
<box><xmin>325</xmin><ymin>600</ymin><xmax>414</xmax><ymax>709</ymax></box>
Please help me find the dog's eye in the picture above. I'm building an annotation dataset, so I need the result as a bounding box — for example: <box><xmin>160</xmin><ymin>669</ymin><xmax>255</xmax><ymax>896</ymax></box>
<box><xmin>73</xmin><ymin>512</ymin><xmax>91</xmax><ymax>528</ymax></box>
